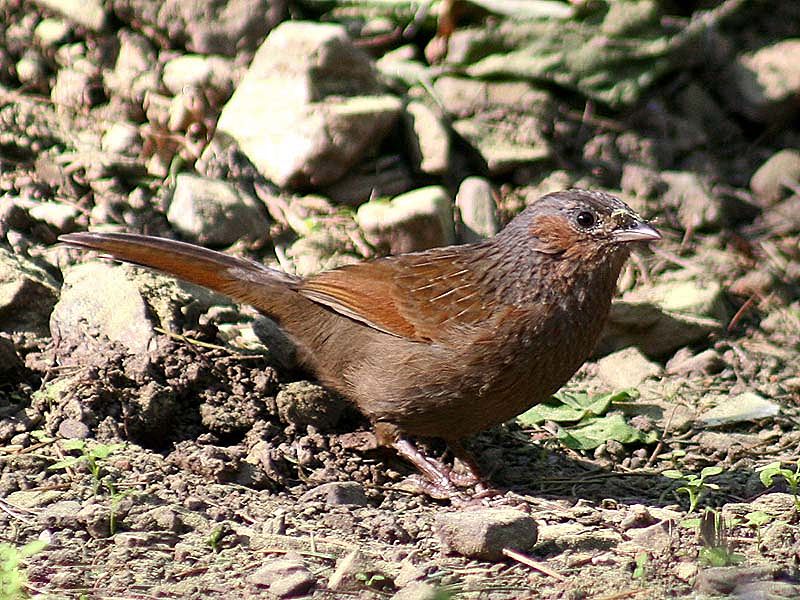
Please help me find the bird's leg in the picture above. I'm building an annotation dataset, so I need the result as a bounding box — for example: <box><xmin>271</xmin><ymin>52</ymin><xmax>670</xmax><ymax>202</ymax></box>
<box><xmin>391</xmin><ymin>437</ymin><xmax>457</xmax><ymax>495</ymax></box>
<box><xmin>447</xmin><ymin>440</ymin><xmax>485</xmax><ymax>487</ymax></box>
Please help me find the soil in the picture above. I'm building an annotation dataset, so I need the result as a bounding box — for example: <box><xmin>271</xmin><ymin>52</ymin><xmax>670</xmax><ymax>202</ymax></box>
<box><xmin>1</xmin><ymin>2</ymin><xmax>799</xmax><ymax>599</ymax></box>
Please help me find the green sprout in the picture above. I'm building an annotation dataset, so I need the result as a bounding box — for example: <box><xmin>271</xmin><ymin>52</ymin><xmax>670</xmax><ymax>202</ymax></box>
<box><xmin>662</xmin><ymin>466</ymin><xmax>723</xmax><ymax>513</ymax></box>
<box><xmin>758</xmin><ymin>460</ymin><xmax>800</xmax><ymax>510</ymax></box>
<box><xmin>697</xmin><ymin>509</ymin><xmax>743</xmax><ymax>567</ymax></box>
<box><xmin>0</xmin><ymin>540</ymin><xmax>47</xmax><ymax>600</ymax></box>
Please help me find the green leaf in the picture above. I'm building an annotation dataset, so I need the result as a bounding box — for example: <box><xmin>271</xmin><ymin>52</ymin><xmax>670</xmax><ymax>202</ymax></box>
<box><xmin>700</xmin><ymin>466</ymin><xmax>724</xmax><ymax>478</ymax></box>
<box><xmin>744</xmin><ymin>511</ymin><xmax>773</xmax><ymax>527</ymax></box>
<box><xmin>661</xmin><ymin>470</ymin><xmax>684</xmax><ymax>480</ymax></box>
<box><xmin>518</xmin><ymin>389</ymin><xmax>637</xmax><ymax>426</ymax></box>
<box><xmin>758</xmin><ymin>462</ymin><xmax>784</xmax><ymax>488</ymax></box>
<box><xmin>62</xmin><ymin>439</ymin><xmax>86</xmax><ymax>451</ymax></box>
<box><xmin>556</xmin><ymin>414</ymin><xmax>651</xmax><ymax>450</ymax></box>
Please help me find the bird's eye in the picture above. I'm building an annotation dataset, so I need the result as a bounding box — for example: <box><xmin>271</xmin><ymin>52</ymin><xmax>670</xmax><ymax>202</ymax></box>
<box><xmin>575</xmin><ymin>210</ymin><xmax>596</xmax><ymax>229</ymax></box>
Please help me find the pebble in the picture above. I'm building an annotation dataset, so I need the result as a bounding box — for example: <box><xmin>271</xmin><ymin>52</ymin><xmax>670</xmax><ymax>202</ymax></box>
<box><xmin>666</xmin><ymin>348</ymin><xmax>725</xmax><ymax>376</ymax></box>
<box><xmin>404</xmin><ymin>100</ymin><xmax>450</xmax><ymax>175</ymax></box>
<box><xmin>435</xmin><ymin>508</ymin><xmax>538</xmax><ymax>561</ymax></box>
<box><xmin>299</xmin><ymin>482</ymin><xmax>368</xmax><ymax>506</ymax></box>
<box><xmin>596</xmin><ymin>346</ymin><xmax>661</xmax><ymax>389</ymax></box>
<box><xmin>167</xmin><ymin>173</ymin><xmax>268</xmax><ymax>246</ymax></box>
<box><xmin>356</xmin><ymin>186</ymin><xmax>455</xmax><ymax>254</ymax></box>
<box><xmin>698</xmin><ymin>392</ymin><xmax>780</xmax><ymax>427</ymax></box>
<box><xmin>275</xmin><ymin>381</ymin><xmax>345</xmax><ymax>429</ymax></box>
<box><xmin>750</xmin><ymin>149</ymin><xmax>800</xmax><ymax>206</ymax></box>
<box><xmin>455</xmin><ymin>177</ymin><xmax>499</xmax><ymax>243</ymax></box>
<box><xmin>249</xmin><ymin>555</ymin><xmax>315</xmax><ymax>597</ymax></box>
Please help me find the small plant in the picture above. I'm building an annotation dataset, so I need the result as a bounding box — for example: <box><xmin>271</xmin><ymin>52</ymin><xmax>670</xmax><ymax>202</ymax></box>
<box><xmin>49</xmin><ymin>440</ymin><xmax>124</xmax><ymax>495</ymax></box>
<box><xmin>697</xmin><ymin>509</ymin><xmax>744</xmax><ymax>567</ymax></box>
<box><xmin>662</xmin><ymin>466</ymin><xmax>723</xmax><ymax>513</ymax></box>
<box><xmin>632</xmin><ymin>552</ymin><xmax>649</xmax><ymax>580</ymax></box>
<box><xmin>758</xmin><ymin>460</ymin><xmax>800</xmax><ymax>510</ymax></box>
<box><xmin>354</xmin><ymin>571</ymin><xmax>391</xmax><ymax>590</ymax></box>
<box><xmin>0</xmin><ymin>539</ymin><xmax>47</xmax><ymax>600</ymax></box>
<box><xmin>743</xmin><ymin>510</ymin><xmax>773</xmax><ymax>546</ymax></box>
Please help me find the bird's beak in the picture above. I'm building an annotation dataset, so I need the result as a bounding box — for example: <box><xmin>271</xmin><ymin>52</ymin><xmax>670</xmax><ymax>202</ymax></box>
<box><xmin>613</xmin><ymin>221</ymin><xmax>661</xmax><ymax>243</ymax></box>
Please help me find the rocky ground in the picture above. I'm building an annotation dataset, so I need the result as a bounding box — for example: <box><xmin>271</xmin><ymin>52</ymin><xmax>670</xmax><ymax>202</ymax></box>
<box><xmin>1</xmin><ymin>0</ymin><xmax>799</xmax><ymax>598</ymax></box>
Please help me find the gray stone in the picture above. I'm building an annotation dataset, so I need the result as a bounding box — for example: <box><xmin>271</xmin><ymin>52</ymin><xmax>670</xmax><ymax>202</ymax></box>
<box><xmin>275</xmin><ymin>381</ymin><xmax>345</xmax><ymax>430</ymax></box>
<box><xmin>666</xmin><ymin>348</ymin><xmax>725</xmax><ymax>376</ymax></box>
<box><xmin>455</xmin><ymin>177</ymin><xmax>499</xmax><ymax>243</ymax></box>
<box><xmin>322</xmin><ymin>162</ymin><xmax>414</xmax><ymax>206</ymax></box>
<box><xmin>101</xmin><ymin>122</ymin><xmax>142</xmax><ymax>156</ymax></box>
<box><xmin>300</xmin><ymin>482</ymin><xmax>368</xmax><ymax>506</ymax></box>
<box><xmin>391</xmin><ymin>582</ymin><xmax>440</xmax><ymax>600</ymax></box>
<box><xmin>537</xmin><ymin>522</ymin><xmax>622</xmax><ymax>552</ymax></box>
<box><xmin>622</xmin><ymin>522</ymin><xmax>673</xmax><ymax>554</ymax></box>
<box><xmin>41</xmin><ymin>500</ymin><xmax>82</xmax><ymax>529</ymax></box>
<box><xmin>596</xmin><ymin>347</ymin><xmax>661</xmax><ymax>389</ymax></box>
<box><xmin>28</xmin><ymin>201</ymin><xmax>79</xmax><ymax>233</ymax></box>
<box><xmin>162</xmin><ymin>55</ymin><xmax>234</xmax><ymax>96</ymax></box>
<box><xmin>695</xmin><ymin>565</ymin><xmax>780</xmax><ymax>596</ymax></box>
<box><xmin>727</xmin><ymin>39</ymin><xmax>800</xmax><ymax>122</ymax></box>
<box><xmin>435</xmin><ymin>508</ymin><xmax>538</xmax><ymax>561</ymax></box>
<box><xmin>57</xmin><ymin>419</ymin><xmax>90</xmax><ymax>439</ymax></box>
<box><xmin>51</xmin><ymin>68</ymin><xmax>98</xmax><ymax>110</ymax></box>
<box><xmin>621</xmin><ymin>277</ymin><xmax>727</xmax><ymax>321</ymax></box>
<box><xmin>105</xmin><ymin>31</ymin><xmax>158</xmax><ymax>102</ymax></box>
<box><xmin>167</xmin><ymin>173</ymin><xmax>268</xmax><ymax>246</ymax></box>
<box><xmin>0</xmin><ymin>247</ymin><xmax>59</xmax><ymax>337</ymax></box>
<box><xmin>51</xmin><ymin>262</ymin><xmax>155</xmax><ymax>360</ymax></box>
<box><xmin>661</xmin><ymin>171</ymin><xmax>724</xmax><ymax>231</ymax></box>
<box><xmin>750</xmin><ymin>149</ymin><xmax>800</xmax><ymax>207</ymax></box>
<box><xmin>600</xmin><ymin>300</ymin><xmax>720</xmax><ymax>358</ymax></box>
<box><xmin>452</xmin><ymin>117</ymin><xmax>551</xmax><ymax>175</ymax></box>
<box><xmin>78</xmin><ymin>503</ymin><xmax>111</xmax><ymax>538</ymax></box>
<box><xmin>34</xmin><ymin>18</ymin><xmax>72</xmax><ymax>46</ymax></box>
<box><xmin>36</xmin><ymin>0</ymin><xmax>107</xmax><ymax>31</ymax></box>
<box><xmin>698</xmin><ymin>392</ymin><xmax>780</xmax><ymax>427</ymax></box>
<box><xmin>249</xmin><ymin>555</ymin><xmax>315</xmax><ymax>597</ymax></box>
<box><xmin>356</xmin><ymin>186</ymin><xmax>455</xmax><ymax>254</ymax></box>
<box><xmin>216</xmin><ymin>21</ymin><xmax>401</xmax><ymax>189</ymax></box>
<box><xmin>404</xmin><ymin>100</ymin><xmax>449</xmax><ymax>175</ymax></box>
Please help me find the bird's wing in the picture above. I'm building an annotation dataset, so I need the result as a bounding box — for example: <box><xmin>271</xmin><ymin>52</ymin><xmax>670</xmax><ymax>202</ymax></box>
<box><xmin>297</xmin><ymin>247</ymin><xmax>494</xmax><ymax>343</ymax></box>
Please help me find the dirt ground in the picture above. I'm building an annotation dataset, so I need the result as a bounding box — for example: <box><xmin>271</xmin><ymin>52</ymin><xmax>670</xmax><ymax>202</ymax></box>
<box><xmin>1</xmin><ymin>1</ymin><xmax>799</xmax><ymax>599</ymax></box>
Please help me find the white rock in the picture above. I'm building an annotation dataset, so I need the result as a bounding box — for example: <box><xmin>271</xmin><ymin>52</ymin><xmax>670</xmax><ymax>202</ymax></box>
<box><xmin>356</xmin><ymin>186</ymin><xmax>455</xmax><ymax>254</ymax></box>
<box><xmin>455</xmin><ymin>176</ymin><xmax>499</xmax><ymax>242</ymax></box>
<box><xmin>597</xmin><ymin>347</ymin><xmax>661</xmax><ymax>389</ymax></box>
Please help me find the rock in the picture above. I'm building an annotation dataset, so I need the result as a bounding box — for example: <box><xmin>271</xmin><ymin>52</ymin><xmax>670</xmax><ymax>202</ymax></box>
<box><xmin>452</xmin><ymin>117</ymin><xmax>551</xmax><ymax>175</ymax></box>
<box><xmin>750</xmin><ymin>149</ymin><xmax>800</xmax><ymax>207</ymax></box>
<box><xmin>167</xmin><ymin>173</ymin><xmax>268</xmax><ymax>246</ymax></box>
<box><xmin>391</xmin><ymin>582</ymin><xmax>440</xmax><ymax>600</ymax></box>
<box><xmin>695</xmin><ymin>565</ymin><xmax>780</xmax><ymax>596</ymax></box>
<box><xmin>78</xmin><ymin>503</ymin><xmax>111</xmax><ymax>538</ymax></box>
<box><xmin>6</xmin><ymin>490</ymin><xmax>63</xmax><ymax>509</ymax></box>
<box><xmin>435</xmin><ymin>508</ymin><xmax>538</xmax><ymax>561</ymax></box>
<box><xmin>622</xmin><ymin>521</ymin><xmax>673</xmax><ymax>554</ymax></box>
<box><xmin>0</xmin><ymin>336</ymin><xmax>22</xmax><ymax>374</ymax></box>
<box><xmin>596</xmin><ymin>347</ymin><xmax>661</xmax><ymax>389</ymax></box>
<box><xmin>57</xmin><ymin>419</ymin><xmax>90</xmax><ymax>439</ymax></box>
<box><xmin>101</xmin><ymin>122</ymin><xmax>143</xmax><ymax>156</ymax></box>
<box><xmin>51</xmin><ymin>67</ymin><xmax>101</xmax><ymax>110</ymax></box>
<box><xmin>455</xmin><ymin>177</ymin><xmax>499</xmax><ymax>243</ymax></box>
<box><xmin>666</xmin><ymin>348</ymin><xmax>725</xmax><ymax>376</ymax></box>
<box><xmin>286</xmin><ymin>230</ymin><xmax>360</xmax><ymax>278</ymax></box>
<box><xmin>51</xmin><ymin>263</ymin><xmax>155</xmax><ymax>361</ymax></box>
<box><xmin>600</xmin><ymin>300</ymin><xmax>720</xmax><ymax>358</ymax></box>
<box><xmin>28</xmin><ymin>201</ymin><xmax>79</xmax><ymax>233</ymax></box>
<box><xmin>34</xmin><ymin>18</ymin><xmax>72</xmax><ymax>46</ymax></box>
<box><xmin>622</xmin><ymin>277</ymin><xmax>727</xmax><ymax>321</ymax></box>
<box><xmin>0</xmin><ymin>247</ymin><xmax>59</xmax><ymax>337</ymax></box>
<box><xmin>536</xmin><ymin>523</ymin><xmax>622</xmax><ymax>552</ymax></box>
<box><xmin>723</xmin><ymin>493</ymin><xmax>797</xmax><ymax>523</ymax></box>
<box><xmin>620</xmin><ymin>163</ymin><xmax>663</xmax><ymax>199</ymax></box>
<box><xmin>275</xmin><ymin>381</ymin><xmax>345</xmax><ymax>430</ymax></box>
<box><xmin>249</xmin><ymin>555</ymin><xmax>315</xmax><ymax>597</ymax></box>
<box><xmin>726</xmin><ymin>39</ymin><xmax>800</xmax><ymax>122</ymax></box>
<box><xmin>322</xmin><ymin>162</ymin><xmax>414</xmax><ymax>206</ymax></box>
<box><xmin>698</xmin><ymin>392</ymin><xmax>780</xmax><ymax>427</ymax></box>
<box><xmin>356</xmin><ymin>186</ymin><xmax>455</xmax><ymax>254</ymax></box>
<box><xmin>404</xmin><ymin>100</ymin><xmax>450</xmax><ymax>175</ymax></box>
<box><xmin>432</xmin><ymin>77</ymin><xmax>553</xmax><ymax>175</ymax></box>
<box><xmin>41</xmin><ymin>500</ymin><xmax>82</xmax><ymax>529</ymax></box>
<box><xmin>162</xmin><ymin>54</ymin><xmax>234</xmax><ymax>96</ymax></box>
<box><xmin>36</xmin><ymin>0</ymin><xmax>107</xmax><ymax>31</ymax></box>
<box><xmin>299</xmin><ymin>482</ymin><xmax>368</xmax><ymax>506</ymax></box>
<box><xmin>105</xmin><ymin>31</ymin><xmax>158</xmax><ymax>102</ymax></box>
<box><xmin>216</xmin><ymin>21</ymin><xmax>401</xmax><ymax>189</ymax></box>
<box><xmin>661</xmin><ymin>171</ymin><xmax>724</xmax><ymax>231</ymax></box>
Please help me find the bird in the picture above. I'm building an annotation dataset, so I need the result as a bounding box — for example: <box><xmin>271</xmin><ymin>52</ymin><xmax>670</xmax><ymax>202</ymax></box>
<box><xmin>59</xmin><ymin>188</ymin><xmax>660</xmax><ymax>496</ymax></box>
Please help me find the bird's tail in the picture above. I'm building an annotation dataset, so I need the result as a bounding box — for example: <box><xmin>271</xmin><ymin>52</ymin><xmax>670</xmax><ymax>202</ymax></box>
<box><xmin>58</xmin><ymin>232</ymin><xmax>299</xmax><ymax>313</ymax></box>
